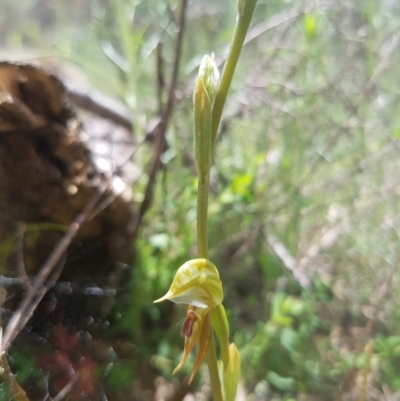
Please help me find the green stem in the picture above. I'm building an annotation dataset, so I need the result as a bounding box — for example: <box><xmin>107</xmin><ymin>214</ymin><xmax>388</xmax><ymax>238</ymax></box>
<box><xmin>207</xmin><ymin>333</ymin><xmax>223</xmax><ymax>401</ymax></box>
<box><xmin>197</xmin><ymin>173</ymin><xmax>210</xmax><ymax>259</ymax></box>
<box><xmin>211</xmin><ymin>0</ymin><xmax>258</xmax><ymax>153</ymax></box>
<box><xmin>197</xmin><ymin>3</ymin><xmax>258</xmax><ymax>400</ymax></box>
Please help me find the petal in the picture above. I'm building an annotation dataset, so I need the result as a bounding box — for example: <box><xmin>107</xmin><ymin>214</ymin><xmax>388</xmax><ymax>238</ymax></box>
<box><xmin>154</xmin><ymin>287</ymin><xmax>209</xmax><ymax>308</ymax></box>
<box><xmin>189</xmin><ymin>308</ymin><xmax>212</xmax><ymax>384</ymax></box>
<box><xmin>153</xmin><ymin>289</ymin><xmax>175</xmax><ymax>304</ymax></box>
<box><xmin>173</xmin><ymin>306</ymin><xmax>201</xmax><ymax>375</ymax></box>
<box><xmin>172</xmin><ymin>335</ymin><xmax>198</xmax><ymax>375</ymax></box>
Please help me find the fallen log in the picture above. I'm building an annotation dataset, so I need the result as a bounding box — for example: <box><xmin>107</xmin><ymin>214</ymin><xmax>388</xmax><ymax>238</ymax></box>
<box><xmin>0</xmin><ymin>62</ymin><xmax>137</xmax><ymax>400</ymax></box>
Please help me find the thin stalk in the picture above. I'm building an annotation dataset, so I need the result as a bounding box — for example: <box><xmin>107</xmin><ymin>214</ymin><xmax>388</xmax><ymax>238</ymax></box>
<box><xmin>211</xmin><ymin>0</ymin><xmax>258</xmax><ymax>153</ymax></box>
<box><xmin>207</xmin><ymin>333</ymin><xmax>223</xmax><ymax>401</ymax></box>
<box><xmin>196</xmin><ymin>3</ymin><xmax>258</xmax><ymax>400</ymax></box>
<box><xmin>198</xmin><ymin>170</ymin><xmax>221</xmax><ymax>400</ymax></box>
<box><xmin>197</xmin><ymin>173</ymin><xmax>210</xmax><ymax>259</ymax></box>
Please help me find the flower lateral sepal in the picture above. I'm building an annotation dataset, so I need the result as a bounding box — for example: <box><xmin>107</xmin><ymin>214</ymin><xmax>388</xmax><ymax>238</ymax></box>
<box><xmin>173</xmin><ymin>305</ymin><xmax>212</xmax><ymax>384</ymax></box>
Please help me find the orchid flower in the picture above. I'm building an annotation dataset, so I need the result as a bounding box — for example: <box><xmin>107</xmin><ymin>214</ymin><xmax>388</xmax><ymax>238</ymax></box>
<box><xmin>154</xmin><ymin>259</ymin><xmax>240</xmax><ymax>400</ymax></box>
<box><xmin>154</xmin><ymin>259</ymin><xmax>221</xmax><ymax>382</ymax></box>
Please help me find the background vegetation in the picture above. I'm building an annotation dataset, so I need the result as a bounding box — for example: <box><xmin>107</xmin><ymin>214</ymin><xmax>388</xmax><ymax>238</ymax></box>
<box><xmin>2</xmin><ymin>0</ymin><xmax>400</xmax><ymax>399</ymax></box>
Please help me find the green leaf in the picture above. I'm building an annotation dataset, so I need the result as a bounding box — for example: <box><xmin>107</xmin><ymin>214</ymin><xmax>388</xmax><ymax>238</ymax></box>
<box><xmin>231</xmin><ymin>173</ymin><xmax>252</xmax><ymax>197</ymax></box>
<box><xmin>281</xmin><ymin>297</ymin><xmax>305</xmax><ymax>317</ymax></box>
<box><xmin>211</xmin><ymin>305</ymin><xmax>230</xmax><ymax>367</ymax></box>
<box><xmin>280</xmin><ymin>328</ymin><xmax>297</xmax><ymax>353</ymax></box>
<box><xmin>266</xmin><ymin>371</ymin><xmax>296</xmax><ymax>391</ymax></box>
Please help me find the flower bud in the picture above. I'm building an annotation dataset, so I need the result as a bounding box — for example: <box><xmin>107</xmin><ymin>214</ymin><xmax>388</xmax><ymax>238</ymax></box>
<box><xmin>197</xmin><ymin>54</ymin><xmax>219</xmax><ymax>105</ymax></box>
<box><xmin>193</xmin><ymin>55</ymin><xmax>219</xmax><ymax>176</ymax></box>
<box><xmin>223</xmin><ymin>344</ymin><xmax>241</xmax><ymax>401</ymax></box>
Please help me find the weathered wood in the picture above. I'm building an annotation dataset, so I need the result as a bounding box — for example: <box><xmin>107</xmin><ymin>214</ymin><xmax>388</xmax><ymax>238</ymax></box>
<box><xmin>0</xmin><ymin>62</ymin><xmax>136</xmax><ymax>400</ymax></box>
<box><xmin>0</xmin><ymin>62</ymin><xmax>134</xmax><ymax>276</ymax></box>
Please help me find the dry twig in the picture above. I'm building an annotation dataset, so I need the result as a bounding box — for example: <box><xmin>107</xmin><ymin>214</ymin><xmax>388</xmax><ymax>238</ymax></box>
<box><xmin>128</xmin><ymin>0</ymin><xmax>188</xmax><ymax>238</ymax></box>
<box><xmin>68</xmin><ymin>87</ymin><xmax>133</xmax><ymax>132</ymax></box>
<box><xmin>0</xmin><ymin>179</ymin><xmax>109</xmax><ymax>353</ymax></box>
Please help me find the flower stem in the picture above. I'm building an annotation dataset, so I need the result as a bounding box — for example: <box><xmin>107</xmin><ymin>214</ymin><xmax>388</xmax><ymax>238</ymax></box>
<box><xmin>211</xmin><ymin>0</ymin><xmax>258</xmax><ymax>153</ymax></box>
<box><xmin>207</xmin><ymin>333</ymin><xmax>223</xmax><ymax>401</ymax></box>
<box><xmin>197</xmin><ymin>173</ymin><xmax>210</xmax><ymax>259</ymax></box>
<box><xmin>197</xmin><ymin>2</ymin><xmax>258</xmax><ymax>400</ymax></box>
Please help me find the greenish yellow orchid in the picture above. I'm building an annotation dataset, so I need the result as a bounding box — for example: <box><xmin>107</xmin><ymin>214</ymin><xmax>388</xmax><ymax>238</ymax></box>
<box><xmin>154</xmin><ymin>258</ymin><xmax>241</xmax><ymax>401</ymax></box>
<box><xmin>154</xmin><ymin>259</ymin><xmax>222</xmax><ymax>382</ymax></box>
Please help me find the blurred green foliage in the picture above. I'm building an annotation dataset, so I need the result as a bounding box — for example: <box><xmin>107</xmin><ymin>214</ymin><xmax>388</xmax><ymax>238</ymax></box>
<box><xmin>3</xmin><ymin>0</ymin><xmax>400</xmax><ymax>399</ymax></box>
